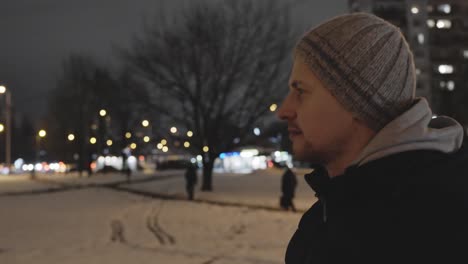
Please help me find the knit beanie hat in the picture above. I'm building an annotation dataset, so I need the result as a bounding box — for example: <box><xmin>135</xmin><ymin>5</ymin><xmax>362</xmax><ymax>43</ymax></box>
<box><xmin>295</xmin><ymin>12</ymin><xmax>416</xmax><ymax>131</ymax></box>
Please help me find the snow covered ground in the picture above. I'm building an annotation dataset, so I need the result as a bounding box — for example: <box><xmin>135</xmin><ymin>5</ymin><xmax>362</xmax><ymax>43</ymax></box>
<box><xmin>0</xmin><ymin>168</ymin><xmax>316</xmax><ymax>264</ymax></box>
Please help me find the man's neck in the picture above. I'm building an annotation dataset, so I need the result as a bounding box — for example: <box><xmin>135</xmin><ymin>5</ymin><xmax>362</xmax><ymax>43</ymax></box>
<box><xmin>325</xmin><ymin>125</ymin><xmax>376</xmax><ymax>178</ymax></box>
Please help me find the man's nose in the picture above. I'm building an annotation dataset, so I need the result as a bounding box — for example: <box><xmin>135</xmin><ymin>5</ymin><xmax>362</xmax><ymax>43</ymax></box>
<box><xmin>276</xmin><ymin>94</ymin><xmax>296</xmax><ymax>121</ymax></box>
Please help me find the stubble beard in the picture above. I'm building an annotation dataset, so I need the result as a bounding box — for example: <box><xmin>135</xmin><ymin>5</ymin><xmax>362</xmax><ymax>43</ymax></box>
<box><xmin>292</xmin><ymin>140</ymin><xmax>327</xmax><ymax>166</ymax></box>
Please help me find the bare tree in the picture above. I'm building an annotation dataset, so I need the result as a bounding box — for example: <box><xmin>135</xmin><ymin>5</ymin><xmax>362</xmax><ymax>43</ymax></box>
<box><xmin>47</xmin><ymin>54</ymin><xmax>105</xmax><ymax>174</ymax></box>
<box><xmin>124</xmin><ymin>0</ymin><xmax>294</xmax><ymax>191</ymax></box>
<box><xmin>48</xmin><ymin>54</ymin><xmax>149</xmax><ymax>173</ymax></box>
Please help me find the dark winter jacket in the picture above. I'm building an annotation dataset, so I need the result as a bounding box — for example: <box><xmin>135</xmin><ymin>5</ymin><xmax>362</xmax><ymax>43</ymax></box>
<box><xmin>185</xmin><ymin>165</ymin><xmax>197</xmax><ymax>186</ymax></box>
<box><xmin>286</xmin><ymin>147</ymin><xmax>468</xmax><ymax>264</ymax></box>
<box><xmin>285</xmin><ymin>98</ymin><xmax>468</xmax><ymax>264</ymax></box>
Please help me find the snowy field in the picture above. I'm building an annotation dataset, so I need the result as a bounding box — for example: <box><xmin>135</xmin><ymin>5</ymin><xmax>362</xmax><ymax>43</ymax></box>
<box><xmin>0</xmin><ymin>168</ymin><xmax>315</xmax><ymax>264</ymax></box>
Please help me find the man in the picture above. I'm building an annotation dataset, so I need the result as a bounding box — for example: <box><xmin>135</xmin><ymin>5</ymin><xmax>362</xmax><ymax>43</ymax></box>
<box><xmin>277</xmin><ymin>13</ymin><xmax>468</xmax><ymax>264</ymax></box>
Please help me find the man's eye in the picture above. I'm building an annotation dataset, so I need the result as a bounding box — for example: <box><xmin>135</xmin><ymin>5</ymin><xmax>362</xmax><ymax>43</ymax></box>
<box><xmin>295</xmin><ymin>88</ymin><xmax>304</xmax><ymax>96</ymax></box>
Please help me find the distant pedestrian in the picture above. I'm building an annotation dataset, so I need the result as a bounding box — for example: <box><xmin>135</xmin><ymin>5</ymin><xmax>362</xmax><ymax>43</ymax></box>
<box><xmin>122</xmin><ymin>147</ymin><xmax>132</xmax><ymax>183</ymax></box>
<box><xmin>184</xmin><ymin>163</ymin><xmax>197</xmax><ymax>200</ymax></box>
<box><xmin>185</xmin><ymin>163</ymin><xmax>197</xmax><ymax>200</ymax></box>
<box><xmin>280</xmin><ymin>166</ymin><xmax>297</xmax><ymax>212</ymax></box>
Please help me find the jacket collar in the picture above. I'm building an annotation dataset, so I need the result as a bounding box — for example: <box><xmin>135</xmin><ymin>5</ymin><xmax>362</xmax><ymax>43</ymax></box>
<box><xmin>304</xmin><ymin>148</ymin><xmax>454</xmax><ymax>198</ymax></box>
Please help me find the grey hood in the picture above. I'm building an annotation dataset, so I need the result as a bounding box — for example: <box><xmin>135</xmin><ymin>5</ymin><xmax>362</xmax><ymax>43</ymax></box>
<box><xmin>352</xmin><ymin>98</ymin><xmax>465</xmax><ymax>167</ymax></box>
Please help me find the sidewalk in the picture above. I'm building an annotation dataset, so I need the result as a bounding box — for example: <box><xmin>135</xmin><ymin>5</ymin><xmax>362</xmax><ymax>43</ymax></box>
<box><xmin>0</xmin><ymin>167</ymin><xmax>318</xmax><ymax>212</ymax></box>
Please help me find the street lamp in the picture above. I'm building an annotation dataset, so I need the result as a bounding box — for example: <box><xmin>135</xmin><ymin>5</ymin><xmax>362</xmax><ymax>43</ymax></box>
<box><xmin>0</xmin><ymin>123</ymin><xmax>4</xmax><ymax>133</ymax></box>
<box><xmin>187</xmin><ymin>131</ymin><xmax>193</xmax><ymax>137</ymax></box>
<box><xmin>170</xmin><ymin>127</ymin><xmax>177</xmax><ymax>134</ymax></box>
<box><xmin>269</xmin><ymin>103</ymin><xmax>278</xmax><ymax>112</ymax></box>
<box><xmin>99</xmin><ymin>109</ymin><xmax>107</xmax><ymax>117</ymax></box>
<box><xmin>142</xmin><ymin>120</ymin><xmax>149</xmax><ymax>127</ymax></box>
<box><xmin>32</xmin><ymin>129</ymin><xmax>46</xmax><ymax>178</ymax></box>
<box><xmin>38</xmin><ymin>130</ymin><xmax>47</xmax><ymax>138</ymax></box>
<box><xmin>0</xmin><ymin>85</ymin><xmax>12</xmax><ymax>171</ymax></box>
<box><xmin>67</xmin><ymin>133</ymin><xmax>75</xmax><ymax>141</ymax></box>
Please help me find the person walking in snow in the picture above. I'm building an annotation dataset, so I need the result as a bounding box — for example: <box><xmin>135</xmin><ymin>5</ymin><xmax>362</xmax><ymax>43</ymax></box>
<box><xmin>277</xmin><ymin>12</ymin><xmax>468</xmax><ymax>264</ymax></box>
<box><xmin>184</xmin><ymin>163</ymin><xmax>197</xmax><ymax>200</ymax></box>
<box><xmin>280</xmin><ymin>166</ymin><xmax>297</xmax><ymax>212</ymax></box>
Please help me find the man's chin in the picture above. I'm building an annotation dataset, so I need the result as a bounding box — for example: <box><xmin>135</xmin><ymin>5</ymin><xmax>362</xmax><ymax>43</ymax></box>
<box><xmin>291</xmin><ymin>145</ymin><xmax>308</xmax><ymax>162</ymax></box>
<box><xmin>291</xmin><ymin>142</ymin><xmax>324</xmax><ymax>164</ymax></box>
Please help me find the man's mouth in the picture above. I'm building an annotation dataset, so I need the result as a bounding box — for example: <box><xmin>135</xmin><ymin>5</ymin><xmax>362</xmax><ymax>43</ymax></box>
<box><xmin>288</xmin><ymin>128</ymin><xmax>302</xmax><ymax>139</ymax></box>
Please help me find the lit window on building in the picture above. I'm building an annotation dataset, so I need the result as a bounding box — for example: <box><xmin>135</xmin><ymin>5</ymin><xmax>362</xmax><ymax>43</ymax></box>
<box><xmin>417</xmin><ymin>33</ymin><xmax>425</xmax><ymax>44</ymax></box>
<box><xmin>438</xmin><ymin>64</ymin><xmax>454</xmax><ymax>74</ymax></box>
<box><xmin>416</xmin><ymin>68</ymin><xmax>422</xmax><ymax>75</ymax></box>
<box><xmin>411</xmin><ymin>6</ymin><xmax>419</xmax><ymax>14</ymax></box>
<box><xmin>427</xmin><ymin>19</ymin><xmax>435</xmax><ymax>28</ymax></box>
<box><xmin>447</xmin><ymin>81</ymin><xmax>455</xmax><ymax>91</ymax></box>
<box><xmin>440</xmin><ymin>81</ymin><xmax>446</xmax><ymax>88</ymax></box>
<box><xmin>439</xmin><ymin>80</ymin><xmax>455</xmax><ymax>91</ymax></box>
<box><xmin>463</xmin><ymin>50</ymin><xmax>468</xmax><ymax>59</ymax></box>
<box><xmin>436</xmin><ymin>19</ymin><xmax>452</xmax><ymax>29</ymax></box>
<box><xmin>437</xmin><ymin>4</ymin><xmax>451</xmax><ymax>14</ymax></box>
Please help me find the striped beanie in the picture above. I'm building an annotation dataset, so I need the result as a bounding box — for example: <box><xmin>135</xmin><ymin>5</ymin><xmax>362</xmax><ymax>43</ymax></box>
<box><xmin>295</xmin><ymin>12</ymin><xmax>416</xmax><ymax>131</ymax></box>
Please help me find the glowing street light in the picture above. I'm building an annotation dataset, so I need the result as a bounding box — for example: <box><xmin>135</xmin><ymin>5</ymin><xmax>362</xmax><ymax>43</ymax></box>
<box><xmin>0</xmin><ymin>85</ymin><xmax>11</xmax><ymax>170</ymax></box>
<box><xmin>67</xmin><ymin>134</ymin><xmax>75</xmax><ymax>141</ymax></box>
<box><xmin>38</xmin><ymin>130</ymin><xmax>47</xmax><ymax>138</ymax></box>
<box><xmin>269</xmin><ymin>103</ymin><xmax>278</xmax><ymax>112</ymax></box>
<box><xmin>130</xmin><ymin>143</ymin><xmax>137</xmax><ymax>150</ymax></box>
<box><xmin>157</xmin><ymin>143</ymin><xmax>163</xmax><ymax>149</ymax></box>
<box><xmin>90</xmin><ymin>137</ymin><xmax>97</xmax><ymax>144</ymax></box>
<box><xmin>106</xmin><ymin>139</ymin><xmax>113</xmax><ymax>146</ymax></box>
<box><xmin>253</xmin><ymin>127</ymin><xmax>261</xmax><ymax>136</ymax></box>
<box><xmin>184</xmin><ymin>141</ymin><xmax>190</xmax><ymax>148</ymax></box>
<box><xmin>203</xmin><ymin>146</ymin><xmax>209</xmax><ymax>153</ymax></box>
<box><xmin>125</xmin><ymin>132</ymin><xmax>132</xmax><ymax>139</ymax></box>
<box><xmin>161</xmin><ymin>139</ymin><xmax>167</xmax><ymax>145</ymax></box>
<box><xmin>99</xmin><ymin>109</ymin><xmax>107</xmax><ymax>117</ymax></box>
<box><xmin>0</xmin><ymin>123</ymin><xmax>4</xmax><ymax>133</ymax></box>
<box><xmin>32</xmin><ymin>128</ymin><xmax>46</xmax><ymax>178</ymax></box>
<box><xmin>143</xmin><ymin>136</ymin><xmax>150</xmax><ymax>142</ymax></box>
<box><xmin>170</xmin><ymin>127</ymin><xmax>177</xmax><ymax>134</ymax></box>
<box><xmin>162</xmin><ymin>146</ymin><xmax>169</xmax><ymax>152</ymax></box>
<box><xmin>187</xmin><ymin>131</ymin><xmax>193</xmax><ymax>137</ymax></box>
<box><xmin>142</xmin><ymin>120</ymin><xmax>149</xmax><ymax>127</ymax></box>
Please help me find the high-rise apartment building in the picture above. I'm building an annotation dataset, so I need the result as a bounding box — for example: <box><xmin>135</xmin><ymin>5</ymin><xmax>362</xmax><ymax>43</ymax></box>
<box><xmin>349</xmin><ymin>0</ymin><xmax>468</xmax><ymax>116</ymax></box>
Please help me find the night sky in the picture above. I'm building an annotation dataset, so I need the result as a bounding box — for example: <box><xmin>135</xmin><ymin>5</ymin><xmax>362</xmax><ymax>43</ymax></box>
<box><xmin>0</xmin><ymin>0</ymin><xmax>347</xmax><ymax>122</ymax></box>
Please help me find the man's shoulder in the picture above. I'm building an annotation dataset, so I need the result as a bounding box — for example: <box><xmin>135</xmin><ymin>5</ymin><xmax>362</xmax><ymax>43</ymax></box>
<box><xmin>351</xmin><ymin>145</ymin><xmax>468</xmax><ymax>203</ymax></box>
<box><xmin>360</xmin><ymin>144</ymin><xmax>468</xmax><ymax>176</ymax></box>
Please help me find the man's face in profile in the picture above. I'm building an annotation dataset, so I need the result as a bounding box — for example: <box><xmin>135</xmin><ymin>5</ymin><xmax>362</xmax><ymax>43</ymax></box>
<box><xmin>277</xmin><ymin>57</ymin><xmax>355</xmax><ymax>165</ymax></box>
